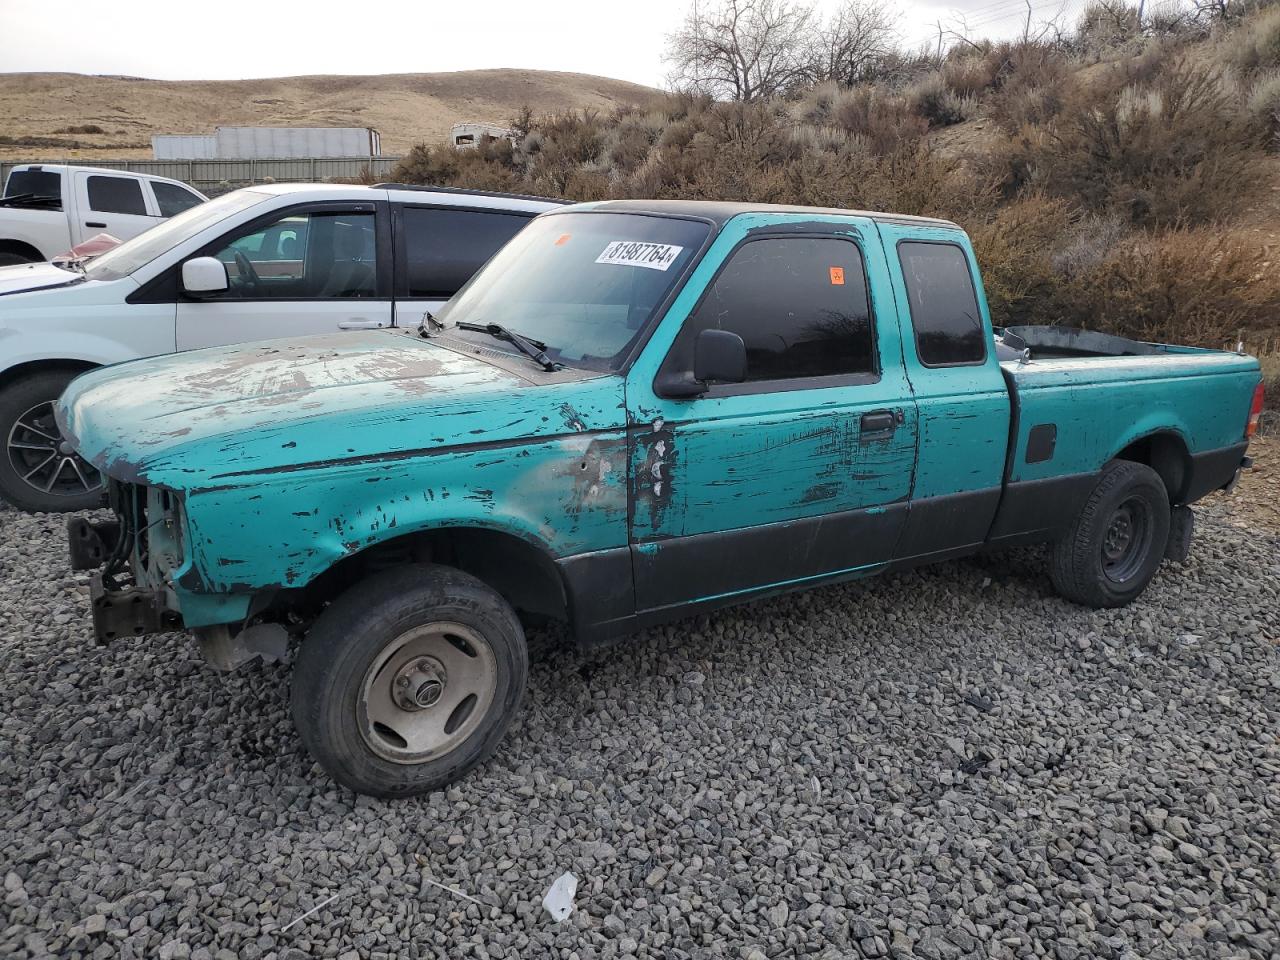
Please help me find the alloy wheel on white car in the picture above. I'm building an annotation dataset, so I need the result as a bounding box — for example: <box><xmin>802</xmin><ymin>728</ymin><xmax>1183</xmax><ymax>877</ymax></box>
<box><xmin>6</xmin><ymin>400</ymin><xmax>102</xmax><ymax>501</ymax></box>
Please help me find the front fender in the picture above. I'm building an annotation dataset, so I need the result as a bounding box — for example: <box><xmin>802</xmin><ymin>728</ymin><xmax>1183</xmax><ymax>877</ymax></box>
<box><xmin>174</xmin><ymin>430</ymin><xmax>631</xmax><ymax>600</ymax></box>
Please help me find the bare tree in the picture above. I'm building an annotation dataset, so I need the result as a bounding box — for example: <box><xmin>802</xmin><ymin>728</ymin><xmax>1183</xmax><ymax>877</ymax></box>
<box><xmin>809</xmin><ymin>0</ymin><xmax>900</xmax><ymax>86</ymax></box>
<box><xmin>945</xmin><ymin>0</ymin><xmax>1072</xmax><ymax>51</ymax></box>
<box><xmin>666</xmin><ymin>0</ymin><xmax>816</xmax><ymax>102</ymax></box>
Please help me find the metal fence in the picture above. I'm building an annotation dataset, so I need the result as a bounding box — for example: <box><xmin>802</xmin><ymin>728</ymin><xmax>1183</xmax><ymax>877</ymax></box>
<box><xmin>0</xmin><ymin>156</ymin><xmax>405</xmax><ymax>195</ymax></box>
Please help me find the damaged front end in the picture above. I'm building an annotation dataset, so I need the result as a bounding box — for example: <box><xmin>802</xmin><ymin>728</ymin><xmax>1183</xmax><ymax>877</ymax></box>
<box><xmin>68</xmin><ymin>482</ymin><xmax>185</xmax><ymax>643</ymax></box>
<box><xmin>67</xmin><ymin>481</ymin><xmax>286</xmax><ymax>670</ymax></box>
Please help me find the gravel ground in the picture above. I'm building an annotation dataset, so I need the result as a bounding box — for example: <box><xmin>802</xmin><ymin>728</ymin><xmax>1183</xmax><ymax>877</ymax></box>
<box><xmin>1</xmin><ymin>445</ymin><xmax>1277</xmax><ymax>960</ymax></box>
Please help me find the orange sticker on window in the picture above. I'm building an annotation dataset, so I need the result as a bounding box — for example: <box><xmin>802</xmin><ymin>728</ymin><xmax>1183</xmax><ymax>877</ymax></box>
<box><xmin>555</xmin><ymin>234</ymin><xmax>571</xmax><ymax>246</ymax></box>
<box><xmin>829</xmin><ymin>266</ymin><xmax>845</xmax><ymax>285</ymax></box>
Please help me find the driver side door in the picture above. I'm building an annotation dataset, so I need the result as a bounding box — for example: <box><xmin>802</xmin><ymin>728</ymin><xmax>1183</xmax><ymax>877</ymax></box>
<box><xmin>175</xmin><ymin>201</ymin><xmax>392</xmax><ymax>351</ymax></box>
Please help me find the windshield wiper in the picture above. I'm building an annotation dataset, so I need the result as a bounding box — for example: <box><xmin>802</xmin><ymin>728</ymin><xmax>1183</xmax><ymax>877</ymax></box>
<box><xmin>454</xmin><ymin>322</ymin><xmax>560</xmax><ymax>372</ymax></box>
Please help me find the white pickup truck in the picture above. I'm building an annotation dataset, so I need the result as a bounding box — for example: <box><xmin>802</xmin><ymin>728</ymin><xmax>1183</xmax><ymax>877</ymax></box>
<box><xmin>0</xmin><ymin>181</ymin><xmax>563</xmax><ymax>512</ymax></box>
<box><xmin>0</xmin><ymin>164</ymin><xmax>208</xmax><ymax>265</ymax></box>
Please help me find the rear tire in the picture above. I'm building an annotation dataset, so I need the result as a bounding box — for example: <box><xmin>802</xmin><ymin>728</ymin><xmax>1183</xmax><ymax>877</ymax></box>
<box><xmin>0</xmin><ymin>370</ymin><xmax>104</xmax><ymax>513</ymax></box>
<box><xmin>1049</xmin><ymin>460</ymin><xmax>1170</xmax><ymax>608</ymax></box>
<box><xmin>291</xmin><ymin>565</ymin><xmax>528</xmax><ymax>798</ymax></box>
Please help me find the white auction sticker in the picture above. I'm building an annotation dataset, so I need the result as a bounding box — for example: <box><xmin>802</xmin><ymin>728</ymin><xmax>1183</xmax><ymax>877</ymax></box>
<box><xmin>595</xmin><ymin>240</ymin><xmax>684</xmax><ymax>271</ymax></box>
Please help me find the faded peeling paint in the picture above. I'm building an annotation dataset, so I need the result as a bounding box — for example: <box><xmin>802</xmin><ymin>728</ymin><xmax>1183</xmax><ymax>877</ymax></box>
<box><xmin>56</xmin><ymin>207</ymin><xmax>1262</xmax><ymax>634</ymax></box>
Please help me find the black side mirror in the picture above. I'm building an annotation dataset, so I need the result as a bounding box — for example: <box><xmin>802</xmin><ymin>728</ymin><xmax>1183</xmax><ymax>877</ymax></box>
<box><xmin>694</xmin><ymin>329</ymin><xmax>747</xmax><ymax>384</ymax></box>
<box><xmin>654</xmin><ymin>328</ymin><xmax>748</xmax><ymax>399</ymax></box>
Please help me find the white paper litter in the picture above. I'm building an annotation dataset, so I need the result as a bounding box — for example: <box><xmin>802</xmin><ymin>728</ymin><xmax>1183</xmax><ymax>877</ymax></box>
<box><xmin>542</xmin><ymin>871</ymin><xmax>578</xmax><ymax>922</ymax></box>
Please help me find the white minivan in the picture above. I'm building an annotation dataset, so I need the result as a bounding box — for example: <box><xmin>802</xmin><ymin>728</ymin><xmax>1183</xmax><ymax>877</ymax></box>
<box><xmin>0</xmin><ymin>164</ymin><xmax>208</xmax><ymax>264</ymax></box>
<box><xmin>0</xmin><ymin>182</ymin><xmax>563</xmax><ymax>511</ymax></box>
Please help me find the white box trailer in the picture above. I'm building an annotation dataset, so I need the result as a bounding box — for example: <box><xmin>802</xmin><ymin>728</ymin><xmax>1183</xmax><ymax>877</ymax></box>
<box><xmin>212</xmin><ymin>127</ymin><xmax>381</xmax><ymax>159</ymax></box>
<box><xmin>151</xmin><ymin>127</ymin><xmax>381</xmax><ymax>160</ymax></box>
<box><xmin>152</xmin><ymin>135</ymin><xmax>218</xmax><ymax>160</ymax></box>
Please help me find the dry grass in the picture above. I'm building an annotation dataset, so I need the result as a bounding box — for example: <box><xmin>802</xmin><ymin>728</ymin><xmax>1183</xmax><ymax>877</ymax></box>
<box><xmin>0</xmin><ymin>70</ymin><xmax>660</xmax><ymax>161</ymax></box>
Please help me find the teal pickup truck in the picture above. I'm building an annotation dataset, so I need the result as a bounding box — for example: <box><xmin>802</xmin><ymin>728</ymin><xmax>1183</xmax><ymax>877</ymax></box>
<box><xmin>58</xmin><ymin>200</ymin><xmax>1264</xmax><ymax>797</ymax></box>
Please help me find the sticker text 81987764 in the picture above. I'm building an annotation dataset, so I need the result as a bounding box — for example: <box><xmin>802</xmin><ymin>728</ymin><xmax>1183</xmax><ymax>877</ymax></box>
<box><xmin>595</xmin><ymin>241</ymin><xmax>684</xmax><ymax>271</ymax></box>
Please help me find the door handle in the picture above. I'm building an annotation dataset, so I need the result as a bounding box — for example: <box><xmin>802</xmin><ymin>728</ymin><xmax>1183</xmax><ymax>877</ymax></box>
<box><xmin>337</xmin><ymin>319</ymin><xmax>385</xmax><ymax>330</ymax></box>
<box><xmin>860</xmin><ymin>409</ymin><xmax>898</xmax><ymax>439</ymax></box>
<box><xmin>85</xmin><ymin>221</ymin><xmax>107</xmax><ymax>228</ymax></box>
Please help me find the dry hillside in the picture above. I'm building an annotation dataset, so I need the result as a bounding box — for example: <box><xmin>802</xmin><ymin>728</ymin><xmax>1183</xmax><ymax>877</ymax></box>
<box><xmin>0</xmin><ymin>69</ymin><xmax>661</xmax><ymax>161</ymax></box>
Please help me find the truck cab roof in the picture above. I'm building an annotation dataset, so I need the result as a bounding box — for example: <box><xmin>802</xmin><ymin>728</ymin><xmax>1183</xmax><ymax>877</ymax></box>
<box><xmin>564</xmin><ymin>198</ymin><xmax>960</xmax><ymax>230</ymax></box>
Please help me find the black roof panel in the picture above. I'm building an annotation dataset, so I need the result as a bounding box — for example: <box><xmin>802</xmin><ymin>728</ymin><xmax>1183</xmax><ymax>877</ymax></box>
<box><xmin>554</xmin><ymin>198</ymin><xmax>959</xmax><ymax>230</ymax></box>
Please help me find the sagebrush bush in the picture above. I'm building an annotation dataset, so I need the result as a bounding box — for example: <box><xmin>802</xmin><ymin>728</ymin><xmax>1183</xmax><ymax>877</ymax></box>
<box><xmin>1044</xmin><ymin>60</ymin><xmax>1264</xmax><ymax>225</ymax></box>
<box><xmin>986</xmin><ymin>42</ymin><xmax>1074</xmax><ymax>130</ymax></box>
<box><xmin>828</xmin><ymin>86</ymin><xmax>927</xmax><ymax>154</ymax></box>
<box><xmin>1075</xmin><ymin>0</ymin><xmax>1143</xmax><ymax>57</ymax></box>
<box><xmin>1228</xmin><ymin>6</ymin><xmax>1280</xmax><ymax>75</ymax></box>
<box><xmin>941</xmin><ymin>53</ymin><xmax>1000</xmax><ymax>98</ymax></box>
<box><xmin>968</xmin><ymin>195</ymin><xmax>1074</xmax><ymax>326</ymax></box>
<box><xmin>907</xmin><ymin>73</ymin><xmax>973</xmax><ymax>127</ymax></box>
<box><xmin>1247</xmin><ymin>68</ymin><xmax>1280</xmax><ymax>143</ymax></box>
<box><xmin>1050</xmin><ymin>212</ymin><xmax>1130</xmax><ymax>279</ymax></box>
<box><xmin>1059</xmin><ymin>230</ymin><xmax>1280</xmax><ymax>345</ymax></box>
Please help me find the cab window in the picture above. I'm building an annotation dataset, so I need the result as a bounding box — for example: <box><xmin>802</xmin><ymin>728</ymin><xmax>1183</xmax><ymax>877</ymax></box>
<box><xmin>679</xmin><ymin>236</ymin><xmax>876</xmax><ymax>384</ymax></box>
<box><xmin>152</xmin><ymin>181</ymin><xmax>204</xmax><ymax>218</ymax></box>
<box><xmin>898</xmin><ymin>241</ymin><xmax>986</xmax><ymax>366</ymax></box>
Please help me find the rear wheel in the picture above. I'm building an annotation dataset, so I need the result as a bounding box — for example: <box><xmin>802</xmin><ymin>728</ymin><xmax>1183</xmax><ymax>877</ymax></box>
<box><xmin>0</xmin><ymin>370</ymin><xmax>104</xmax><ymax>513</ymax></box>
<box><xmin>1049</xmin><ymin>460</ymin><xmax>1170</xmax><ymax>608</ymax></box>
<box><xmin>291</xmin><ymin>565</ymin><xmax>528</xmax><ymax>798</ymax></box>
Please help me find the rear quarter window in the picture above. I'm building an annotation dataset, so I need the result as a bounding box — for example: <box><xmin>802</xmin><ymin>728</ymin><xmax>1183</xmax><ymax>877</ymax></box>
<box><xmin>898</xmin><ymin>241</ymin><xmax>987</xmax><ymax>367</ymax></box>
<box><xmin>399</xmin><ymin>207</ymin><xmax>532</xmax><ymax>299</ymax></box>
<box><xmin>151</xmin><ymin>180</ymin><xmax>204</xmax><ymax>218</ymax></box>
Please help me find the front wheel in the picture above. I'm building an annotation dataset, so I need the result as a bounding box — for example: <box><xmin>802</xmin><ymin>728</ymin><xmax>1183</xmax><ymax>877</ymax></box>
<box><xmin>0</xmin><ymin>370</ymin><xmax>104</xmax><ymax>513</ymax></box>
<box><xmin>1049</xmin><ymin>460</ymin><xmax>1170</xmax><ymax>608</ymax></box>
<box><xmin>291</xmin><ymin>565</ymin><xmax>528</xmax><ymax>798</ymax></box>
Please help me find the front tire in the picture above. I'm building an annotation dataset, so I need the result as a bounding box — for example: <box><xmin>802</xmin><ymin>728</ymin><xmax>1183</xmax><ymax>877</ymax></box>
<box><xmin>1049</xmin><ymin>460</ymin><xmax>1170</xmax><ymax>608</ymax></box>
<box><xmin>291</xmin><ymin>565</ymin><xmax>528</xmax><ymax>798</ymax></box>
<box><xmin>0</xmin><ymin>370</ymin><xmax>104</xmax><ymax>513</ymax></box>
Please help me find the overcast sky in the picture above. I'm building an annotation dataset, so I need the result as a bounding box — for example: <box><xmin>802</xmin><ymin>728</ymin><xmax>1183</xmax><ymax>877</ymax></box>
<box><xmin>0</xmin><ymin>0</ymin><xmax>1088</xmax><ymax>87</ymax></box>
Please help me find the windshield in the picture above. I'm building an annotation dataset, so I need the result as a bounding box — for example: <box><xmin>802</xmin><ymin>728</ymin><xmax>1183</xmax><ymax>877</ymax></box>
<box><xmin>436</xmin><ymin>212</ymin><xmax>711</xmax><ymax>372</ymax></box>
<box><xmin>84</xmin><ymin>189</ymin><xmax>271</xmax><ymax>282</ymax></box>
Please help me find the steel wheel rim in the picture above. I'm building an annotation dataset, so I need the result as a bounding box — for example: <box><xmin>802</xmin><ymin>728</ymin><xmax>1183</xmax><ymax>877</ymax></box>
<box><xmin>6</xmin><ymin>401</ymin><xmax>102</xmax><ymax>499</ymax></box>
<box><xmin>1100</xmin><ymin>496</ymin><xmax>1152</xmax><ymax>585</ymax></box>
<box><xmin>358</xmin><ymin>621</ymin><xmax>497</xmax><ymax>764</ymax></box>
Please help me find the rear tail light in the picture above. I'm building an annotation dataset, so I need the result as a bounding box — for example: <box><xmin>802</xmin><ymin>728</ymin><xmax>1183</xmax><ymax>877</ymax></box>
<box><xmin>1246</xmin><ymin>381</ymin><xmax>1265</xmax><ymax>438</ymax></box>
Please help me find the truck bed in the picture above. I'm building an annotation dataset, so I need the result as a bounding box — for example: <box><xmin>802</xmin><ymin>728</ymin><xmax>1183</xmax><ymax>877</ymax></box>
<box><xmin>989</xmin><ymin>338</ymin><xmax>1259</xmax><ymax>544</ymax></box>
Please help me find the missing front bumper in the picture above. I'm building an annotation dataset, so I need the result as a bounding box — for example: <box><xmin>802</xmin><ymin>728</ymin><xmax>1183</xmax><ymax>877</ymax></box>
<box><xmin>88</xmin><ymin>573</ymin><xmax>184</xmax><ymax>644</ymax></box>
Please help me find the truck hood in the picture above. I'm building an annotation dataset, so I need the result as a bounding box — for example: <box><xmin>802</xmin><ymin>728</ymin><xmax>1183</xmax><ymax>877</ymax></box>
<box><xmin>58</xmin><ymin>329</ymin><xmax>623</xmax><ymax>490</ymax></box>
<box><xmin>0</xmin><ymin>261</ymin><xmax>89</xmax><ymax>296</ymax></box>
